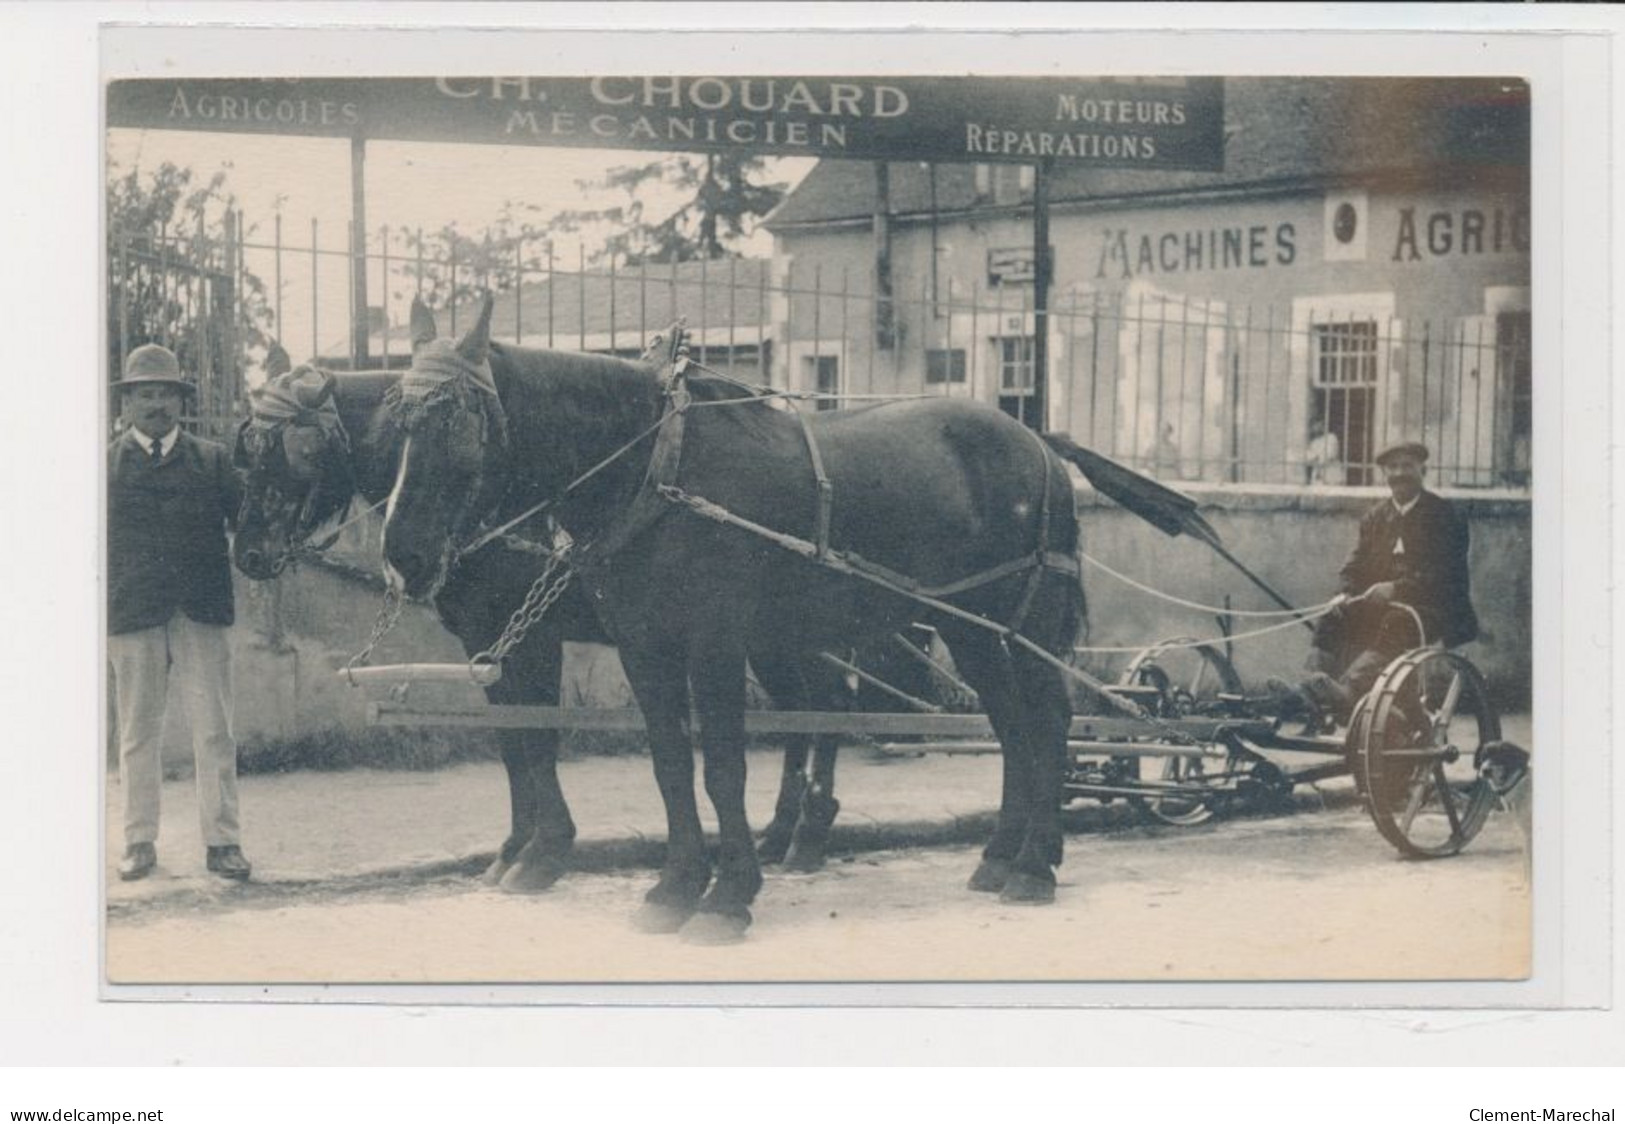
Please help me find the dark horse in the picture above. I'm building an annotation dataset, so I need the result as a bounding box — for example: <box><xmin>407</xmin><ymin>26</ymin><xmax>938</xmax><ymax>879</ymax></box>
<box><xmin>231</xmin><ymin>337</ymin><xmax>875</xmax><ymax>891</ymax></box>
<box><xmin>380</xmin><ymin>294</ymin><xmax>1134</xmax><ymax>944</ymax></box>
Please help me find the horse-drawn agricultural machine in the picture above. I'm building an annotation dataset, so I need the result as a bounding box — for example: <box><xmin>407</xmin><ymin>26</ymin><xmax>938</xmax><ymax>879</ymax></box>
<box><xmin>1045</xmin><ymin>631</ymin><xmax>1527</xmax><ymax>859</ymax></box>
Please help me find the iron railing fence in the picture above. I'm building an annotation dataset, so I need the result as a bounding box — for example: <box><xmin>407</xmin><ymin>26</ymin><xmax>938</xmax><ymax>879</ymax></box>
<box><xmin>111</xmin><ymin>217</ymin><xmax>1533</xmax><ymax>491</ymax></box>
<box><xmin>109</xmin><ymin>218</ymin><xmax>248</xmax><ymax>444</ymax></box>
<box><xmin>1034</xmin><ymin>290</ymin><xmax>1532</xmax><ymax>491</ymax></box>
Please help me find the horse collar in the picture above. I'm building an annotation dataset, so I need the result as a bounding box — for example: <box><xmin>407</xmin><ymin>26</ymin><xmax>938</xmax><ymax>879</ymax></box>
<box><xmin>569</xmin><ymin>381</ymin><xmax>691</xmax><ymax>571</ymax></box>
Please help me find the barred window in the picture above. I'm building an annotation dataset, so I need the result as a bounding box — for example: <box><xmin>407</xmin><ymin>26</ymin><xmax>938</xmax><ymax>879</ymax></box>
<box><xmin>1313</xmin><ymin>320</ymin><xmax>1379</xmax><ymax>386</ymax></box>
<box><xmin>1309</xmin><ymin>318</ymin><xmax>1379</xmax><ymax>485</ymax></box>
<box><xmin>1498</xmin><ymin>310</ymin><xmax>1531</xmax><ymax>487</ymax></box>
<box><xmin>994</xmin><ymin>335</ymin><xmax>1035</xmax><ymax>424</ymax></box>
<box><xmin>925</xmin><ymin>348</ymin><xmax>967</xmax><ymax>385</ymax></box>
<box><xmin>996</xmin><ymin>336</ymin><xmax>1035</xmax><ymax>392</ymax></box>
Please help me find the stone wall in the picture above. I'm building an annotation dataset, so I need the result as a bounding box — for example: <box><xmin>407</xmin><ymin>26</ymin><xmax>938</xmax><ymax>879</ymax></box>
<box><xmin>1067</xmin><ymin>484</ymin><xmax>1531</xmax><ymax>704</ymax></box>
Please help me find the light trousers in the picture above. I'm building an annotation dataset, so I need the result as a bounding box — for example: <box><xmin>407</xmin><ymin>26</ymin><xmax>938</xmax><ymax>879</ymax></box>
<box><xmin>108</xmin><ymin>613</ymin><xmax>241</xmax><ymax>848</ymax></box>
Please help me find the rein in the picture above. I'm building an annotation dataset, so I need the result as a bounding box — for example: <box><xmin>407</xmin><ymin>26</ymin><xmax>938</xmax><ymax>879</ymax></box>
<box><xmin>456</xmin><ymin>404</ymin><xmax>677</xmax><ymax>561</ymax></box>
<box><xmin>300</xmin><ymin>495</ymin><xmax>388</xmax><ymax>556</ymax></box>
<box><xmin>681</xmin><ymin>356</ymin><xmax>933</xmax><ymax>405</ymax></box>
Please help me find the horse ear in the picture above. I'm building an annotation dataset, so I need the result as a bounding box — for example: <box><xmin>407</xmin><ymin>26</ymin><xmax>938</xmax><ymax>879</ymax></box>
<box><xmin>410</xmin><ymin>296</ymin><xmax>438</xmax><ymax>352</ymax></box>
<box><xmin>457</xmin><ymin>292</ymin><xmax>495</xmax><ymax>364</ymax></box>
<box><xmin>264</xmin><ymin>342</ymin><xmax>292</xmax><ymax>379</ymax></box>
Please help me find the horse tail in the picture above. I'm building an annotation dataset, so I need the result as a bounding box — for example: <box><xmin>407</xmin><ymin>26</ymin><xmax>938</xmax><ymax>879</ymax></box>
<box><xmin>1039</xmin><ymin>432</ymin><xmax>1222</xmax><ymax>549</ymax></box>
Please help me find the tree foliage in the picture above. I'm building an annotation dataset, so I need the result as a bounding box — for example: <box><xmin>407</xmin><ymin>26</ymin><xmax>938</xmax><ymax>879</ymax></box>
<box><xmin>396</xmin><ymin>153</ymin><xmax>788</xmax><ymax>310</ymax></box>
<box><xmin>552</xmin><ymin>153</ymin><xmax>788</xmax><ymax>267</ymax></box>
<box><xmin>106</xmin><ymin>160</ymin><xmax>275</xmax><ymax>418</ymax></box>
<box><xmin>394</xmin><ymin>201</ymin><xmax>552</xmax><ymax>311</ymax></box>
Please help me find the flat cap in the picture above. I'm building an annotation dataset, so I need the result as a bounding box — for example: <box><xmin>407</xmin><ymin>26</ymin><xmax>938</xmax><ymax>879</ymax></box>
<box><xmin>1374</xmin><ymin>440</ymin><xmax>1429</xmax><ymax>467</ymax></box>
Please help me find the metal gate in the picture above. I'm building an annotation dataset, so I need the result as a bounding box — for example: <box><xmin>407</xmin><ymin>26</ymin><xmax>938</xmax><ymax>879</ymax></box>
<box><xmin>109</xmin><ymin>213</ymin><xmax>246</xmax><ymax>442</ymax></box>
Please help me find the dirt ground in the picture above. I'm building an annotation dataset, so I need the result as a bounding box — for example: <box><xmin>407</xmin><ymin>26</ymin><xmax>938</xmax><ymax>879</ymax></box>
<box><xmin>106</xmin><ymin>800</ymin><xmax>1530</xmax><ymax>986</ymax></box>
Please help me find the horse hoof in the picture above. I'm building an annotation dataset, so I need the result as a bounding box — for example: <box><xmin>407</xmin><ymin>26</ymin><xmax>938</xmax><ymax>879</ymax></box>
<box><xmin>680</xmin><ymin>910</ymin><xmax>751</xmax><ymax>946</ymax></box>
<box><xmin>632</xmin><ymin>901</ymin><xmax>695</xmax><ymax>934</ymax></box>
<box><xmin>782</xmin><ymin>841</ymin><xmax>827</xmax><ymax>873</ymax></box>
<box><xmin>482</xmin><ymin>855</ymin><xmax>513</xmax><ymax>886</ymax></box>
<box><xmin>966</xmin><ymin>857</ymin><xmax>1013</xmax><ymax>894</ymax></box>
<box><xmin>998</xmin><ymin>870</ymin><xmax>1057</xmax><ymax>905</ymax></box>
<box><xmin>757</xmin><ymin>830</ymin><xmax>793</xmax><ymax>866</ymax></box>
<box><xmin>498</xmin><ymin>855</ymin><xmax>568</xmax><ymax>894</ymax></box>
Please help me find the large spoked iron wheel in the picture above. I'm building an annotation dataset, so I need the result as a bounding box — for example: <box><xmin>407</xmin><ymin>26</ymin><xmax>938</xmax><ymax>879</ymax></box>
<box><xmin>1117</xmin><ymin>640</ymin><xmax>1255</xmax><ymax>827</ymax></box>
<box><xmin>1352</xmin><ymin>648</ymin><xmax>1500</xmax><ymax>858</ymax></box>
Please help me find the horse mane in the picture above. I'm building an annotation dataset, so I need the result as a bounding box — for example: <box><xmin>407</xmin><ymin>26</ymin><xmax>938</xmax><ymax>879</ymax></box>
<box><xmin>492</xmin><ymin>342</ymin><xmax>778</xmax><ymax>479</ymax></box>
<box><xmin>333</xmin><ymin>368</ymin><xmax>401</xmax><ymax>404</ymax></box>
<box><xmin>482</xmin><ymin>342</ymin><xmax>663</xmax><ymax>491</ymax></box>
<box><xmin>319</xmin><ymin>369</ymin><xmax>404</xmax><ymax>504</ymax></box>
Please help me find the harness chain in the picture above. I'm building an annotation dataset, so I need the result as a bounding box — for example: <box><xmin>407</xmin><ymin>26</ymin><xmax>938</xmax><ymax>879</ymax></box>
<box><xmin>469</xmin><ymin>546</ymin><xmax>576</xmax><ymax>668</ymax></box>
<box><xmin>343</xmin><ymin>586</ymin><xmax>404</xmax><ymax>685</ymax></box>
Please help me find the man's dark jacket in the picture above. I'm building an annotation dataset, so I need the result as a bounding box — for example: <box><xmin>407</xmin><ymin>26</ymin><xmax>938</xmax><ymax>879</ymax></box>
<box><xmin>108</xmin><ymin>429</ymin><xmax>241</xmax><ymax>636</ymax></box>
<box><xmin>1339</xmin><ymin>488</ymin><xmax>1478</xmax><ymax>647</ymax></box>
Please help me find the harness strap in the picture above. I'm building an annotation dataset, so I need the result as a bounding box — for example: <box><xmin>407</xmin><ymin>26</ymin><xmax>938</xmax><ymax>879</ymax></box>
<box><xmin>655</xmin><ymin>484</ymin><xmax>1077</xmax><ymax>599</ymax></box>
<box><xmin>1008</xmin><ymin>427</ymin><xmax>1060</xmax><ymax>634</ymax></box>
<box><xmin>924</xmin><ymin>551</ymin><xmax>1081</xmax><ymax>597</ymax></box>
<box><xmin>794</xmin><ymin>407</ymin><xmax>835</xmax><ymax>558</ymax></box>
<box><xmin>576</xmin><ymin>382</ymin><xmax>691</xmax><ymax>568</ymax></box>
<box><xmin>461</xmin><ymin>339</ymin><xmax>696</xmax><ymax>563</ymax></box>
<box><xmin>653</xmin><ymin>483</ymin><xmax>1191</xmax><ymax>742</ymax></box>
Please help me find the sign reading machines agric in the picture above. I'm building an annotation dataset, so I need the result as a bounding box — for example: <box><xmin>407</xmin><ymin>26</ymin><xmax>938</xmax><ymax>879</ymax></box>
<box><xmin>107</xmin><ymin>76</ymin><xmax>1226</xmax><ymax>170</ymax></box>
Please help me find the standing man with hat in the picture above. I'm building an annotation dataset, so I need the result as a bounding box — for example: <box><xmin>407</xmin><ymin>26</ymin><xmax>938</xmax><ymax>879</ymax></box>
<box><xmin>1273</xmin><ymin>439</ymin><xmax>1478</xmax><ymax>722</ymax></box>
<box><xmin>108</xmin><ymin>343</ymin><xmax>250</xmax><ymax>881</ymax></box>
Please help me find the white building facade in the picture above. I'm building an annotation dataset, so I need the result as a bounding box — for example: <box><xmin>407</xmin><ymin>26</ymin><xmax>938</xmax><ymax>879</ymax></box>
<box><xmin>764</xmin><ymin>77</ymin><xmax>1531</xmax><ymax>489</ymax></box>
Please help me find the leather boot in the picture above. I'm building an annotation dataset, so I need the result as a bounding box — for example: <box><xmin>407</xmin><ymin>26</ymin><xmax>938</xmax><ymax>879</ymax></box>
<box><xmin>118</xmin><ymin>842</ymin><xmax>156</xmax><ymax>881</ymax></box>
<box><xmin>206</xmin><ymin>845</ymin><xmax>252</xmax><ymax>881</ymax></box>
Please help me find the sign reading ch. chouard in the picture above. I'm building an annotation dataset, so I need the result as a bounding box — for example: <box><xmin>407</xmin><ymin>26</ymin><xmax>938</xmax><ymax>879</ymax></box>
<box><xmin>106</xmin><ymin>76</ymin><xmax>1227</xmax><ymax>170</ymax></box>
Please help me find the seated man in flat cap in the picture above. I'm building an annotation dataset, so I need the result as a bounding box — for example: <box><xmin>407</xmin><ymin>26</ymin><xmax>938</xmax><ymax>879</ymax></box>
<box><xmin>1273</xmin><ymin>440</ymin><xmax>1478</xmax><ymax>724</ymax></box>
<box><xmin>108</xmin><ymin>344</ymin><xmax>251</xmax><ymax>881</ymax></box>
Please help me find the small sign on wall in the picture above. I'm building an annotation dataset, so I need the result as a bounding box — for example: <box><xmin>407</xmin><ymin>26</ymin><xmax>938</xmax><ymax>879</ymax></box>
<box><xmin>988</xmin><ymin>246</ymin><xmax>1040</xmax><ymax>285</ymax></box>
<box><xmin>1323</xmin><ymin>191</ymin><xmax>1369</xmax><ymax>262</ymax></box>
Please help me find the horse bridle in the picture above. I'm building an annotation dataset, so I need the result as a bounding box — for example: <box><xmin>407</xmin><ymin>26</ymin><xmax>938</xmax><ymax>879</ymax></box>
<box><xmin>235</xmin><ymin>380</ymin><xmax>358</xmax><ymax>573</ymax></box>
<box><xmin>387</xmin><ymin>366</ymin><xmax>516</xmax><ymax>566</ymax></box>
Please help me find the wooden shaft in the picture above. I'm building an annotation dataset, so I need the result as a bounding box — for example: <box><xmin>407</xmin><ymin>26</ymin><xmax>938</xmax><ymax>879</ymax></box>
<box><xmin>342</xmin><ymin>663</ymin><xmax>501</xmax><ymax>688</ymax></box>
<box><xmin>367</xmin><ymin>702</ymin><xmax>1272</xmax><ymax>740</ymax></box>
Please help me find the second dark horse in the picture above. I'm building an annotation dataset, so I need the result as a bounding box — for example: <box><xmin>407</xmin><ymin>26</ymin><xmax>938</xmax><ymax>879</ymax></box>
<box><xmin>231</xmin><ymin>333</ymin><xmax>890</xmax><ymax>893</ymax></box>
